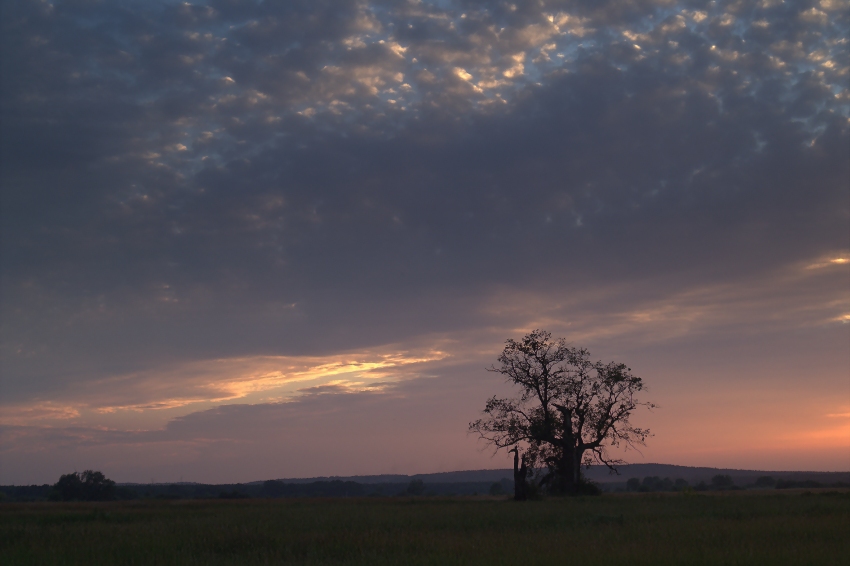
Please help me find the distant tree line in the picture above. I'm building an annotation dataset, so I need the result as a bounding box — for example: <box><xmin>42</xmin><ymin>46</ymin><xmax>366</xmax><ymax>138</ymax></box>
<box><xmin>621</xmin><ymin>474</ymin><xmax>844</xmax><ymax>493</ymax></box>
<box><xmin>0</xmin><ymin>473</ymin><xmax>512</xmax><ymax>502</ymax></box>
<box><xmin>1</xmin><ymin>471</ymin><xmax>845</xmax><ymax>502</ymax></box>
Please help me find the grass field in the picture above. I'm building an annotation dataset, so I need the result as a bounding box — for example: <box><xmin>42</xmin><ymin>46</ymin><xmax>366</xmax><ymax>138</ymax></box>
<box><xmin>1</xmin><ymin>490</ymin><xmax>848</xmax><ymax>565</ymax></box>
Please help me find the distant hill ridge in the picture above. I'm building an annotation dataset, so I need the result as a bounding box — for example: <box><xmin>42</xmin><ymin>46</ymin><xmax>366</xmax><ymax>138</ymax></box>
<box><xmin>269</xmin><ymin>464</ymin><xmax>850</xmax><ymax>485</ymax></box>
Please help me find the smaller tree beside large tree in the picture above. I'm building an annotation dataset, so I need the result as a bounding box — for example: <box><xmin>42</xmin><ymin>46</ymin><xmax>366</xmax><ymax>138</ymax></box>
<box><xmin>470</xmin><ymin>330</ymin><xmax>653</xmax><ymax>496</ymax></box>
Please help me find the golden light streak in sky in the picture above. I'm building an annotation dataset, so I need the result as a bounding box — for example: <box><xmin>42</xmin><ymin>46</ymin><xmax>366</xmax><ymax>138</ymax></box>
<box><xmin>0</xmin><ymin>348</ymin><xmax>450</xmax><ymax>428</ymax></box>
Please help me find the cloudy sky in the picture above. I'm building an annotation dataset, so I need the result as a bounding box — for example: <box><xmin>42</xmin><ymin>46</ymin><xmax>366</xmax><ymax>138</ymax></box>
<box><xmin>1</xmin><ymin>0</ymin><xmax>848</xmax><ymax>484</ymax></box>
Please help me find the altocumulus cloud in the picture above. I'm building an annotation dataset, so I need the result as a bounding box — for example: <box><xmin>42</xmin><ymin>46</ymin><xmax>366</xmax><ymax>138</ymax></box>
<box><xmin>1</xmin><ymin>0</ymin><xmax>848</xmax><ymax>483</ymax></box>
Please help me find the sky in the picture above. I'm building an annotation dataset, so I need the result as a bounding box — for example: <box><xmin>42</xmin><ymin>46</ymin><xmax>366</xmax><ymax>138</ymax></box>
<box><xmin>1</xmin><ymin>0</ymin><xmax>848</xmax><ymax>485</ymax></box>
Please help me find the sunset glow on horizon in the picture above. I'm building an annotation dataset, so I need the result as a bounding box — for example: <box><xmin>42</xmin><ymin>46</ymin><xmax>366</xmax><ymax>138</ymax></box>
<box><xmin>1</xmin><ymin>0</ymin><xmax>848</xmax><ymax>485</ymax></box>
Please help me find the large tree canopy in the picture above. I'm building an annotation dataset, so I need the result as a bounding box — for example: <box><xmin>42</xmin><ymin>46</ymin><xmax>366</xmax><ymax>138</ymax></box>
<box><xmin>470</xmin><ymin>330</ymin><xmax>653</xmax><ymax>495</ymax></box>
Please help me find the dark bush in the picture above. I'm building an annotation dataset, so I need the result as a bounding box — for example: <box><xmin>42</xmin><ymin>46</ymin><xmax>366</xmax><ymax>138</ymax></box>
<box><xmin>574</xmin><ymin>479</ymin><xmax>602</xmax><ymax>496</ymax></box>
<box><xmin>406</xmin><ymin>479</ymin><xmax>425</xmax><ymax>496</ymax></box>
<box><xmin>640</xmin><ymin>476</ymin><xmax>675</xmax><ymax>492</ymax></box>
<box><xmin>711</xmin><ymin>475</ymin><xmax>735</xmax><ymax>490</ymax></box>
<box><xmin>776</xmin><ymin>479</ymin><xmax>823</xmax><ymax>489</ymax></box>
<box><xmin>115</xmin><ymin>486</ymin><xmax>138</xmax><ymax>500</ymax></box>
<box><xmin>626</xmin><ymin>476</ymin><xmax>685</xmax><ymax>493</ymax></box>
<box><xmin>261</xmin><ymin>480</ymin><xmax>287</xmax><ymax>497</ymax></box>
<box><xmin>218</xmin><ymin>490</ymin><xmax>249</xmax><ymax>499</ymax></box>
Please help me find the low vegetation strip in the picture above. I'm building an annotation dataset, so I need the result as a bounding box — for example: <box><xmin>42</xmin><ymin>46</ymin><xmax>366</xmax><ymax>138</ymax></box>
<box><xmin>3</xmin><ymin>472</ymin><xmax>847</xmax><ymax>503</ymax></box>
<box><xmin>0</xmin><ymin>478</ymin><xmax>507</xmax><ymax>502</ymax></box>
<box><xmin>1</xmin><ymin>491</ymin><xmax>848</xmax><ymax>565</ymax></box>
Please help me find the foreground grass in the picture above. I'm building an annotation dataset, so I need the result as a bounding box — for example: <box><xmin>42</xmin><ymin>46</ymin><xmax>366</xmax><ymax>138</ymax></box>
<box><xmin>1</xmin><ymin>490</ymin><xmax>848</xmax><ymax>565</ymax></box>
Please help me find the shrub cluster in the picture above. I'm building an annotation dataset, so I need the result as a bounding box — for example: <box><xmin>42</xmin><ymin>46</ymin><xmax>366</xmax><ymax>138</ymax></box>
<box><xmin>625</xmin><ymin>475</ymin><xmax>741</xmax><ymax>492</ymax></box>
<box><xmin>626</xmin><ymin>476</ymin><xmax>691</xmax><ymax>492</ymax></box>
<box><xmin>623</xmin><ymin>474</ymin><xmax>850</xmax><ymax>492</ymax></box>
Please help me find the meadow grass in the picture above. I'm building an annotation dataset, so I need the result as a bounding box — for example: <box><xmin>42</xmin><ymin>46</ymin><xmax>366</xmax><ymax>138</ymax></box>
<box><xmin>1</xmin><ymin>490</ymin><xmax>847</xmax><ymax>565</ymax></box>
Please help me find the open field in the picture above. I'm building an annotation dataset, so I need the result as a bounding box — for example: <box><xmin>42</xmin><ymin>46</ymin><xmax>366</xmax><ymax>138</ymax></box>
<box><xmin>1</xmin><ymin>490</ymin><xmax>848</xmax><ymax>565</ymax></box>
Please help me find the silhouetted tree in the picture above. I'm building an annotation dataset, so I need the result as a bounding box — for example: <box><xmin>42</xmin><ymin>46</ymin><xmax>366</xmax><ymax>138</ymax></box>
<box><xmin>51</xmin><ymin>470</ymin><xmax>116</xmax><ymax>501</ymax></box>
<box><xmin>470</xmin><ymin>330</ymin><xmax>653</xmax><ymax>495</ymax></box>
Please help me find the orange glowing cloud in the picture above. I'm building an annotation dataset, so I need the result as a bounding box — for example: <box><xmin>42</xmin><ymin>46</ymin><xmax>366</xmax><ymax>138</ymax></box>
<box><xmin>0</xmin><ymin>402</ymin><xmax>81</xmax><ymax>426</ymax></box>
<box><xmin>804</xmin><ymin>252</ymin><xmax>850</xmax><ymax>270</ymax></box>
<box><xmin>0</xmin><ymin>345</ymin><xmax>452</xmax><ymax>428</ymax></box>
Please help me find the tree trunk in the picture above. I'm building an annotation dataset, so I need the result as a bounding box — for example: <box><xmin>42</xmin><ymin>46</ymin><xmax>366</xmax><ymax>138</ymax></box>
<box><xmin>554</xmin><ymin>449</ymin><xmax>578</xmax><ymax>494</ymax></box>
<box><xmin>554</xmin><ymin>405</ymin><xmax>579</xmax><ymax>494</ymax></box>
<box><xmin>573</xmin><ymin>450</ymin><xmax>583</xmax><ymax>492</ymax></box>
<box><xmin>512</xmin><ymin>449</ymin><xmax>527</xmax><ymax>501</ymax></box>
<box><xmin>519</xmin><ymin>457</ymin><xmax>528</xmax><ymax>500</ymax></box>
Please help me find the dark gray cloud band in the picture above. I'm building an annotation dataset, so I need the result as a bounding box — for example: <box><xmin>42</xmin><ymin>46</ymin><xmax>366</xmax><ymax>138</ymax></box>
<box><xmin>1</xmin><ymin>0</ymin><xmax>847</xmax><ymax>458</ymax></box>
